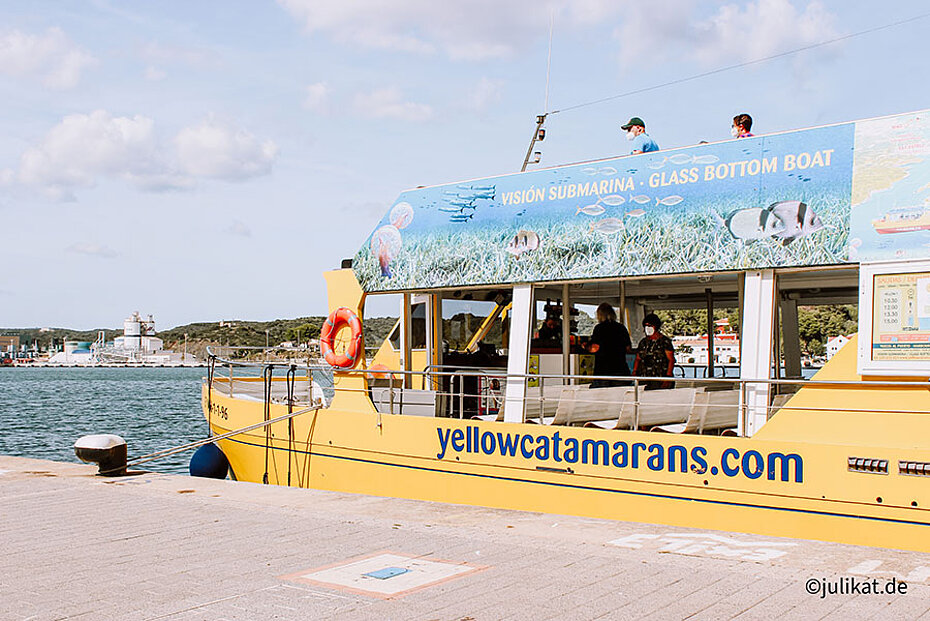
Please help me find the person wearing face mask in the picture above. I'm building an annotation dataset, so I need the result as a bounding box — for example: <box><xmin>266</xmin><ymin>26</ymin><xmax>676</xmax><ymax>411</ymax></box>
<box><xmin>731</xmin><ymin>113</ymin><xmax>753</xmax><ymax>139</ymax></box>
<box><xmin>633</xmin><ymin>313</ymin><xmax>675</xmax><ymax>390</ymax></box>
<box><xmin>621</xmin><ymin>117</ymin><xmax>659</xmax><ymax>155</ymax></box>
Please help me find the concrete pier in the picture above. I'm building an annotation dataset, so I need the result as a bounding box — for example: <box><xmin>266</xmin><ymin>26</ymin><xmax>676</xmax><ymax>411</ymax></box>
<box><xmin>2</xmin><ymin>454</ymin><xmax>929</xmax><ymax>620</ymax></box>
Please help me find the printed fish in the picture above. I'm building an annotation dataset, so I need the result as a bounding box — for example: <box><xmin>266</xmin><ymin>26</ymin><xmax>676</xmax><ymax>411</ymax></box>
<box><xmin>389</xmin><ymin>202</ymin><xmax>414</xmax><ymax>229</ymax></box>
<box><xmin>647</xmin><ymin>157</ymin><xmax>667</xmax><ymax>170</ymax></box>
<box><xmin>668</xmin><ymin>153</ymin><xmax>692</xmax><ymax>165</ymax></box>
<box><xmin>767</xmin><ymin>200</ymin><xmax>823</xmax><ymax>245</ymax></box>
<box><xmin>438</xmin><ymin>206</ymin><xmax>463</xmax><ymax>213</ymax></box>
<box><xmin>724</xmin><ymin>207</ymin><xmax>786</xmax><ymax>240</ymax></box>
<box><xmin>458</xmin><ymin>184</ymin><xmax>495</xmax><ymax>199</ymax></box>
<box><xmin>629</xmin><ymin>194</ymin><xmax>651</xmax><ymax>204</ymax></box>
<box><xmin>591</xmin><ymin>218</ymin><xmax>625</xmax><ymax>234</ymax></box>
<box><xmin>449</xmin><ymin>213</ymin><xmax>474</xmax><ymax>222</ymax></box>
<box><xmin>507</xmin><ymin>230</ymin><xmax>541</xmax><ymax>258</ymax></box>
<box><xmin>447</xmin><ymin>198</ymin><xmax>476</xmax><ymax>207</ymax></box>
<box><xmin>576</xmin><ymin>204</ymin><xmax>606</xmax><ymax>216</ymax></box>
<box><xmin>601</xmin><ymin>194</ymin><xmax>626</xmax><ymax>206</ymax></box>
<box><xmin>692</xmin><ymin>154</ymin><xmax>719</xmax><ymax>164</ymax></box>
<box><xmin>599</xmin><ymin>166</ymin><xmax>618</xmax><ymax>176</ymax></box>
<box><xmin>656</xmin><ymin>195</ymin><xmax>683</xmax><ymax>206</ymax></box>
<box><xmin>581</xmin><ymin>167</ymin><xmax>598</xmax><ymax>175</ymax></box>
<box><xmin>626</xmin><ymin>209</ymin><xmax>646</xmax><ymax>218</ymax></box>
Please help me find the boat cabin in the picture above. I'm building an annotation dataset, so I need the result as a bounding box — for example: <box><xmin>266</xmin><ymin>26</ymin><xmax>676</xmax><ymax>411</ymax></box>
<box><xmin>348</xmin><ymin>108</ymin><xmax>930</xmax><ymax>437</ymax></box>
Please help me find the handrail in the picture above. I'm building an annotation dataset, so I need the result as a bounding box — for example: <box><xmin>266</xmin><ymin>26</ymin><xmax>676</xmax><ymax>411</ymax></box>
<box><xmin>206</xmin><ymin>347</ymin><xmax>930</xmax><ymax>390</ymax></box>
<box><xmin>206</xmin><ymin>358</ymin><xmax>930</xmax><ymax>433</ymax></box>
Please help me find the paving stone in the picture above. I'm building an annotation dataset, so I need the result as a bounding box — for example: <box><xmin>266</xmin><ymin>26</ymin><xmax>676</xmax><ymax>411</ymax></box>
<box><xmin>2</xmin><ymin>455</ymin><xmax>930</xmax><ymax>620</ymax></box>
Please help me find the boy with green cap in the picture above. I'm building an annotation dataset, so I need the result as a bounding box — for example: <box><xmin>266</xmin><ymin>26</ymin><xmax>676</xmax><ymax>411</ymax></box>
<box><xmin>621</xmin><ymin>117</ymin><xmax>659</xmax><ymax>154</ymax></box>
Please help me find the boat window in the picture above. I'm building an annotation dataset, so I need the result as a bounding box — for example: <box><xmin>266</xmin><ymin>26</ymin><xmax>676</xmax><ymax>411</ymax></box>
<box><xmin>411</xmin><ymin>302</ymin><xmax>427</xmax><ymax>349</ymax></box>
<box><xmin>442</xmin><ymin>299</ymin><xmax>505</xmax><ymax>352</ymax></box>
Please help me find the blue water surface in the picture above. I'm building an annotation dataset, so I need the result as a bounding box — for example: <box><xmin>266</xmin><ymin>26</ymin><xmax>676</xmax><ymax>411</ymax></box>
<box><xmin>0</xmin><ymin>367</ymin><xmax>207</xmax><ymax>474</ymax></box>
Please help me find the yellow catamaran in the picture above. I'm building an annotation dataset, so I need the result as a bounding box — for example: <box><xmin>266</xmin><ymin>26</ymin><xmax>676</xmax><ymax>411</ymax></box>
<box><xmin>202</xmin><ymin>109</ymin><xmax>930</xmax><ymax>552</ymax></box>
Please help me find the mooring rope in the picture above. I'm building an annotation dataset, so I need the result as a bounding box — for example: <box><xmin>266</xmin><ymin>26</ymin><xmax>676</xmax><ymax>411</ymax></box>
<box><xmin>98</xmin><ymin>403</ymin><xmax>321</xmax><ymax>476</ymax></box>
<box><xmin>286</xmin><ymin>364</ymin><xmax>296</xmax><ymax>487</ymax></box>
<box><xmin>262</xmin><ymin>365</ymin><xmax>273</xmax><ymax>484</ymax></box>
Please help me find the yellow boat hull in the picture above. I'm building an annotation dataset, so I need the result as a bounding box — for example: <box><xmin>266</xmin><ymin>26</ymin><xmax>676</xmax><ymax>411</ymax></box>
<box><xmin>202</xmin><ymin>381</ymin><xmax>930</xmax><ymax>553</ymax></box>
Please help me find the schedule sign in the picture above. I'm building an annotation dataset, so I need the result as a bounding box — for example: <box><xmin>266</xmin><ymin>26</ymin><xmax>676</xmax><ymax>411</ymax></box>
<box><xmin>871</xmin><ymin>272</ymin><xmax>930</xmax><ymax>361</ymax></box>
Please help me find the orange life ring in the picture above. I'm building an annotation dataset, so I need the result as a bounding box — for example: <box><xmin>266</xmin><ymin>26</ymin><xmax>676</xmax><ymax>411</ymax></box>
<box><xmin>320</xmin><ymin>307</ymin><xmax>363</xmax><ymax>368</ymax></box>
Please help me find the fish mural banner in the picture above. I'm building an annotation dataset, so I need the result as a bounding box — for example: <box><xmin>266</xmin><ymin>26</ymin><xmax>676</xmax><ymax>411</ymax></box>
<box><xmin>354</xmin><ymin>110</ymin><xmax>930</xmax><ymax>292</ymax></box>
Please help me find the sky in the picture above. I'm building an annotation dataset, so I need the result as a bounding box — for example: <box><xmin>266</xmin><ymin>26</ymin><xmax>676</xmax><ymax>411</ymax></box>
<box><xmin>2</xmin><ymin>0</ymin><xmax>930</xmax><ymax>329</ymax></box>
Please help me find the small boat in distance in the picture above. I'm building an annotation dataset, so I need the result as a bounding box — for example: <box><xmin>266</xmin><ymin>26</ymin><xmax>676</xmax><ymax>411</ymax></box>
<box><xmin>872</xmin><ymin>206</ymin><xmax>930</xmax><ymax>234</ymax></box>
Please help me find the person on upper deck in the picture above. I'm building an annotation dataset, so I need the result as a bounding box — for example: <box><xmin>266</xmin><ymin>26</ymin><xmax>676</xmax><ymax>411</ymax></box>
<box><xmin>732</xmin><ymin>113</ymin><xmax>753</xmax><ymax>138</ymax></box>
<box><xmin>585</xmin><ymin>302</ymin><xmax>633</xmax><ymax>388</ymax></box>
<box><xmin>621</xmin><ymin>117</ymin><xmax>659</xmax><ymax>154</ymax></box>
<box><xmin>634</xmin><ymin>313</ymin><xmax>675</xmax><ymax>390</ymax></box>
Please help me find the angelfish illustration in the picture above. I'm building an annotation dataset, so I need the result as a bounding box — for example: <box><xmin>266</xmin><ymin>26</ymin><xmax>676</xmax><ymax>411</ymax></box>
<box><xmin>767</xmin><ymin>200</ymin><xmax>823</xmax><ymax>245</ymax></box>
<box><xmin>724</xmin><ymin>208</ymin><xmax>786</xmax><ymax>240</ymax></box>
<box><xmin>507</xmin><ymin>230</ymin><xmax>541</xmax><ymax>258</ymax></box>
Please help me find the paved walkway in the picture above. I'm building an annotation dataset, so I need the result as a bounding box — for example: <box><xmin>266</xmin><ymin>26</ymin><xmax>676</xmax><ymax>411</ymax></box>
<box><xmin>2</xmin><ymin>455</ymin><xmax>930</xmax><ymax>620</ymax></box>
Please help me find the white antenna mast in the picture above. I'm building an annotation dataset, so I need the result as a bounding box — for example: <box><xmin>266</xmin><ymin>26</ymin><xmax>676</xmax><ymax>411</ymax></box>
<box><xmin>544</xmin><ymin>11</ymin><xmax>554</xmax><ymax>112</ymax></box>
<box><xmin>521</xmin><ymin>12</ymin><xmax>554</xmax><ymax>172</ymax></box>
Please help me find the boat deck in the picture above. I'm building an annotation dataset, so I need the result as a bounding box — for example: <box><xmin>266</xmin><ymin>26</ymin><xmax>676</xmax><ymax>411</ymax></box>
<box><xmin>2</xmin><ymin>455</ymin><xmax>929</xmax><ymax>620</ymax></box>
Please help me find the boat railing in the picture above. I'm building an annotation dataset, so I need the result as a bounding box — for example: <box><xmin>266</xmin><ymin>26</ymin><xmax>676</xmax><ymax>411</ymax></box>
<box><xmin>204</xmin><ymin>346</ymin><xmax>332</xmax><ymax>408</ymax></box>
<box><xmin>204</xmin><ymin>348</ymin><xmax>929</xmax><ymax>436</ymax></box>
<box><xmin>346</xmin><ymin>366</ymin><xmax>930</xmax><ymax>436</ymax></box>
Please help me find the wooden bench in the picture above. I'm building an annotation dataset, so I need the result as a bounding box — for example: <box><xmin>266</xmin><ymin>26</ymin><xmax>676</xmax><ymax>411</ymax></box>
<box><xmin>583</xmin><ymin>387</ymin><xmax>698</xmax><ymax>430</ymax></box>
<box><xmin>650</xmin><ymin>389</ymin><xmax>740</xmax><ymax>433</ymax></box>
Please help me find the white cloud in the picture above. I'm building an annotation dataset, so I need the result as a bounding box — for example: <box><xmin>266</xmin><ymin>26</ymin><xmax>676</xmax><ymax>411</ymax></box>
<box><xmin>303</xmin><ymin>81</ymin><xmax>330</xmax><ymax>111</ymax></box>
<box><xmin>469</xmin><ymin>77</ymin><xmax>504</xmax><ymax>112</ymax></box>
<box><xmin>175</xmin><ymin>120</ymin><xmax>278</xmax><ymax>180</ymax></box>
<box><xmin>141</xmin><ymin>41</ymin><xmax>215</xmax><ymax>67</ymax></box>
<box><xmin>226</xmin><ymin>220</ymin><xmax>252</xmax><ymax>237</ymax></box>
<box><xmin>67</xmin><ymin>242</ymin><xmax>118</xmax><ymax>258</ymax></box>
<box><xmin>144</xmin><ymin>66</ymin><xmax>167</xmax><ymax>81</ymax></box>
<box><xmin>615</xmin><ymin>0</ymin><xmax>837</xmax><ymax>68</ymax></box>
<box><xmin>353</xmin><ymin>87</ymin><xmax>433</xmax><ymax>121</ymax></box>
<box><xmin>277</xmin><ymin>0</ymin><xmax>621</xmax><ymax>61</ymax></box>
<box><xmin>278</xmin><ymin>1</ymin><xmax>836</xmax><ymax>72</ymax></box>
<box><xmin>17</xmin><ymin>110</ymin><xmax>165</xmax><ymax>199</ymax></box>
<box><xmin>8</xmin><ymin>110</ymin><xmax>278</xmax><ymax>199</ymax></box>
<box><xmin>0</xmin><ymin>27</ymin><xmax>95</xmax><ymax>89</ymax></box>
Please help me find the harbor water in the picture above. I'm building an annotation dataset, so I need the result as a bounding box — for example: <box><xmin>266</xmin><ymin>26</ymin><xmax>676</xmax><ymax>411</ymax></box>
<box><xmin>0</xmin><ymin>367</ymin><xmax>208</xmax><ymax>474</ymax></box>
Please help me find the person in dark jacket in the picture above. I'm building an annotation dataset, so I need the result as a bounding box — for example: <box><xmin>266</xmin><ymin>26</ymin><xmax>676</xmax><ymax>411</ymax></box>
<box><xmin>634</xmin><ymin>313</ymin><xmax>675</xmax><ymax>390</ymax></box>
<box><xmin>586</xmin><ymin>302</ymin><xmax>633</xmax><ymax>387</ymax></box>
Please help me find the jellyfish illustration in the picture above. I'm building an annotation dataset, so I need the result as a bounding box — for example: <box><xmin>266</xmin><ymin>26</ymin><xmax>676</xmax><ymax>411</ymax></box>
<box><xmin>390</xmin><ymin>202</ymin><xmax>414</xmax><ymax>229</ymax></box>
<box><xmin>370</xmin><ymin>225</ymin><xmax>402</xmax><ymax>278</ymax></box>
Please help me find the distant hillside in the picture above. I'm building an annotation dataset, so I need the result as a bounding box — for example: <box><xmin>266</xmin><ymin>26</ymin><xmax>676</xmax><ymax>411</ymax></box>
<box><xmin>1</xmin><ymin>327</ymin><xmax>123</xmax><ymax>349</ymax></box>
<box><xmin>157</xmin><ymin>316</ymin><xmax>399</xmax><ymax>359</ymax></box>
<box><xmin>0</xmin><ymin>316</ymin><xmax>399</xmax><ymax>359</ymax></box>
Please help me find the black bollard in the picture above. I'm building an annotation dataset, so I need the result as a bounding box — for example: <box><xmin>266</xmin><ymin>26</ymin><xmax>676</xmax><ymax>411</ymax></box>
<box><xmin>74</xmin><ymin>434</ymin><xmax>128</xmax><ymax>476</ymax></box>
